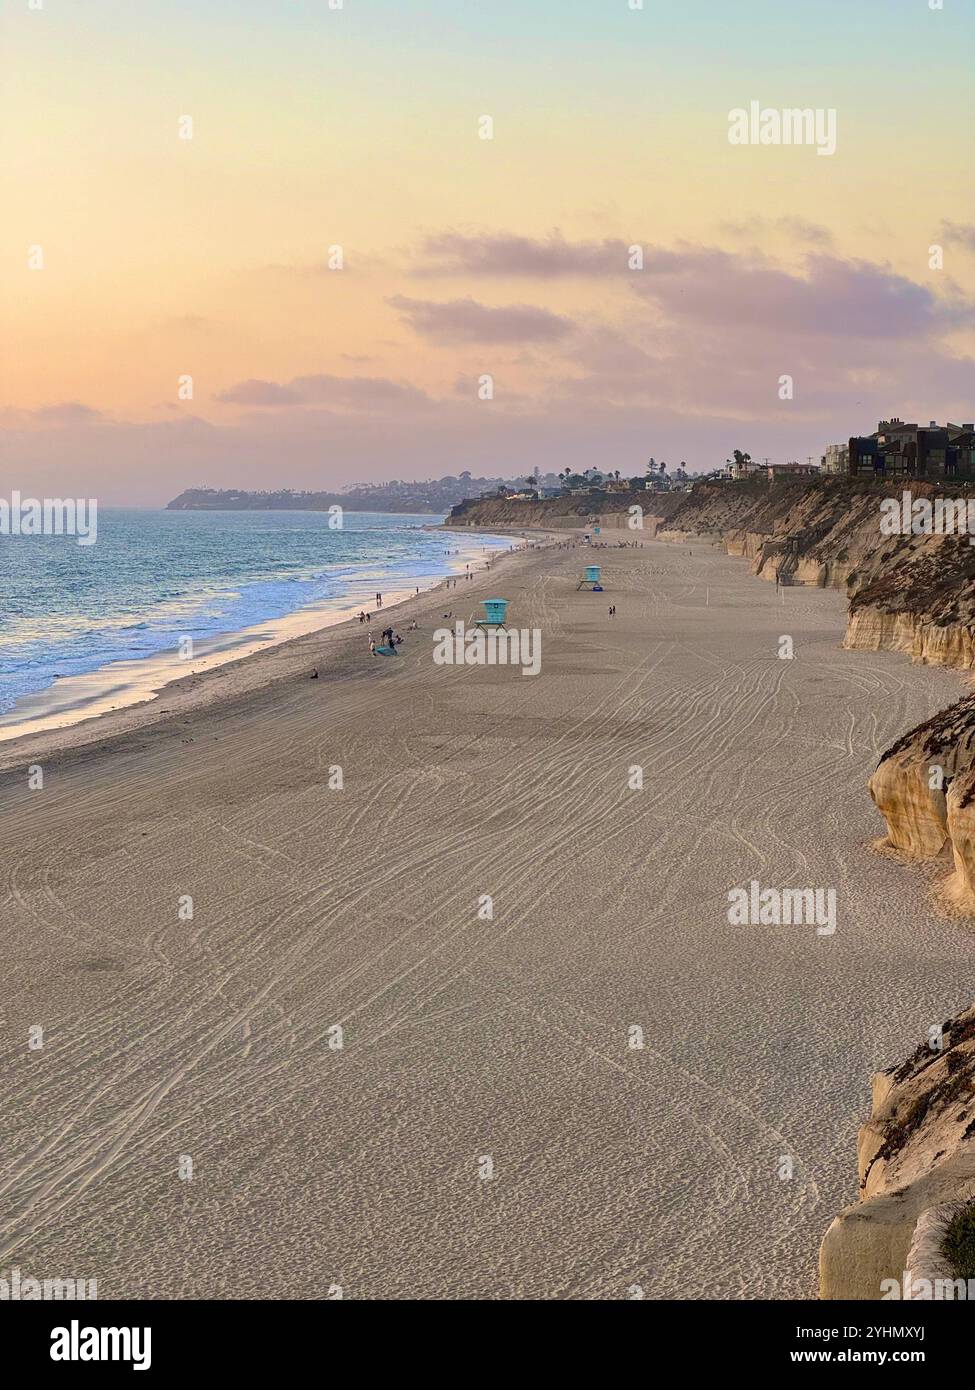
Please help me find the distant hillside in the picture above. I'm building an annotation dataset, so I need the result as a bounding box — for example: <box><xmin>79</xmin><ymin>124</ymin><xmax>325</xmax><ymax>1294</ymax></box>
<box><xmin>167</xmin><ymin>468</ymin><xmax>680</xmax><ymax>516</ymax></box>
<box><xmin>447</xmin><ymin>488</ymin><xmax>683</xmax><ymax>530</ymax></box>
<box><xmin>167</xmin><ymin>487</ymin><xmax>440</xmax><ymax>515</ymax></box>
<box><xmin>167</xmin><ymin>473</ymin><xmax>565</xmax><ymax>515</ymax></box>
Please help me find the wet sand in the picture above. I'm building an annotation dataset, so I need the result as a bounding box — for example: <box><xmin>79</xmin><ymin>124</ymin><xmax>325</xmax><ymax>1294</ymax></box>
<box><xmin>1</xmin><ymin>535</ymin><xmax>972</xmax><ymax>1299</ymax></box>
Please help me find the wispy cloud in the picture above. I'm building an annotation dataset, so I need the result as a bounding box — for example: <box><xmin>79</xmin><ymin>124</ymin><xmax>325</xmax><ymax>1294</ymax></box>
<box><xmin>388</xmin><ymin>294</ymin><xmax>575</xmax><ymax>343</ymax></box>
<box><xmin>215</xmin><ymin>379</ymin><xmax>300</xmax><ymax>406</ymax></box>
<box><xmin>719</xmin><ymin>216</ymin><xmax>835</xmax><ymax>248</ymax></box>
<box><xmin>941</xmin><ymin>222</ymin><xmax>975</xmax><ymax>251</ymax></box>
<box><xmin>414</xmin><ymin>231</ymin><xmax>630</xmax><ymax>278</ymax></box>
<box><xmin>215</xmin><ymin>374</ymin><xmax>432</xmax><ymax>409</ymax></box>
<box><xmin>0</xmin><ymin>402</ymin><xmax>106</xmax><ymax>427</ymax></box>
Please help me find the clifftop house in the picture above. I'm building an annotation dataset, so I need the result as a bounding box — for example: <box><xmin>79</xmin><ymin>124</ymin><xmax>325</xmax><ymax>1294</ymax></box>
<box><xmin>821</xmin><ymin>443</ymin><xmax>849</xmax><ymax>475</ymax></box>
<box><xmin>848</xmin><ymin>419</ymin><xmax>975</xmax><ymax>479</ymax></box>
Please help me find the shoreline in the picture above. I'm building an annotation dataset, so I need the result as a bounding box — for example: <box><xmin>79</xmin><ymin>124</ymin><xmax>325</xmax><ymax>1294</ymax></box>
<box><xmin>0</xmin><ymin>529</ymin><xmax>568</xmax><ymax>775</ymax></box>
<box><xmin>0</xmin><ymin>529</ymin><xmax>525</xmax><ymax>755</ymax></box>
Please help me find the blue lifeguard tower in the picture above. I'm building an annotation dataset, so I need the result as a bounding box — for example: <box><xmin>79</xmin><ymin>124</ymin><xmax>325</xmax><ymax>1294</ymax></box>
<box><xmin>475</xmin><ymin>598</ymin><xmax>509</xmax><ymax>630</ymax></box>
<box><xmin>577</xmin><ymin>564</ymin><xmax>603</xmax><ymax>591</ymax></box>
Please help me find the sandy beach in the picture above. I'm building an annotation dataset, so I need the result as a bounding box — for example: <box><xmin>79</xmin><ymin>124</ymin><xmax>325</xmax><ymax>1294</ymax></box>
<box><xmin>2</xmin><ymin>532</ymin><xmax>973</xmax><ymax>1299</ymax></box>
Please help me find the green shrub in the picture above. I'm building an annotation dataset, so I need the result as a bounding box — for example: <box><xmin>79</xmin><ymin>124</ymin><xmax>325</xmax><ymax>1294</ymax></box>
<box><xmin>943</xmin><ymin>1204</ymin><xmax>975</xmax><ymax>1280</ymax></box>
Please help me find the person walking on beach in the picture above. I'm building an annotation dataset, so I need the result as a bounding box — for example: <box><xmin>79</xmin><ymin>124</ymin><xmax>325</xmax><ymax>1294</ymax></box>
<box><xmin>376</xmin><ymin>592</ymin><xmax>383</xmax><ymax>607</ymax></box>
<box><xmin>369</xmin><ymin>637</ymin><xmax>376</xmax><ymax>656</ymax></box>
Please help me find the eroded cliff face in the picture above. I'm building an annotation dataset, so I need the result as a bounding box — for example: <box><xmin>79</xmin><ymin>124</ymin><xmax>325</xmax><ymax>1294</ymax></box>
<box><xmin>869</xmin><ymin>697</ymin><xmax>975</xmax><ymax>860</ymax></box>
<box><xmin>821</xmin><ymin>1008</ymin><xmax>975</xmax><ymax>1299</ymax></box>
<box><xmin>447</xmin><ymin>493</ymin><xmax>679</xmax><ymax>531</ymax></box>
<box><xmin>866</xmin><ymin>696</ymin><xmax>975</xmax><ymax>922</ymax></box>
<box><xmin>945</xmin><ymin>766</ymin><xmax>975</xmax><ymax>914</ymax></box>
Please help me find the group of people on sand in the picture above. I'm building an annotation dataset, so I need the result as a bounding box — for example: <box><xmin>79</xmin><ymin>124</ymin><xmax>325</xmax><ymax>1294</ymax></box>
<box><xmin>369</xmin><ymin>627</ymin><xmax>401</xmax><ymax>655</ymax></box>
<box><xmin>368</xmin><ymin>617</ymin><xmax>418</xmax><ymax>656</ymax></box>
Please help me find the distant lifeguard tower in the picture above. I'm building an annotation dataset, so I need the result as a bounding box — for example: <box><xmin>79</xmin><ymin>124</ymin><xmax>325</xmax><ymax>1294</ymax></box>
<box><xmin>475</xmin><ymin>598</ymin><xmax>509</xmax><ymax>630</ymax></box>
<box><xmin>577</xmin><ymin>564</ymin><xmax>603</xmax><ymax>591</ymax></box>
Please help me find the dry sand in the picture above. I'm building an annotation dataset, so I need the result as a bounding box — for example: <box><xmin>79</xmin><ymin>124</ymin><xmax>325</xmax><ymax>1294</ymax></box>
<box><xmin>1</xmin><ymin>534</ymin><xmax>973</xmax><ymax>1299</ymax></box>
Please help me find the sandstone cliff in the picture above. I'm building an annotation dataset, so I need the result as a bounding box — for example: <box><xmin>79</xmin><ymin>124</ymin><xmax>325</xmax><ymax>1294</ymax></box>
<box><xmin>869</xmin><ymin>697</ymin><xmax>975</xmax><ymax>861</ymax></box>
<box><xmin>865</xmin><ymin>691</ymin><xmax>975</xmax><ymax>918</ymax></box>
<box><xmin>821</xmin><ymin>1008</ymin><xmax>975</xmax><ymax>1299</ymax></box>
<box><xmin>448</xmin><ymin>492</ymin><xmax>668</xmax><ymax>530</ymax></box>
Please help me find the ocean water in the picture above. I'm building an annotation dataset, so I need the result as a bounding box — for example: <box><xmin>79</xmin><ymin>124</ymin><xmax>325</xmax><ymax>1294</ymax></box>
<box><xmin>0</xmin><ymin>508</ymin><xmax>510</xmax><ymax>717</ymax></box>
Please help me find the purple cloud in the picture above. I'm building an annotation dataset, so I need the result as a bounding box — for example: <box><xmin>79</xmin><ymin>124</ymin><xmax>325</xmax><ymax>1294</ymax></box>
<box><xmin>631</xmin><ymin>248</ymin><xmax>974</xmax><ymax>338</ymax></box>
<box><xmin>415</xmin><ymin>231</ymin><xmax>630</xmax><ymax>278</ymax></box>
<box><xmin>388</xmin><ymin>294</ymin><xmax>574</xmax><ymax>343</ymax></box>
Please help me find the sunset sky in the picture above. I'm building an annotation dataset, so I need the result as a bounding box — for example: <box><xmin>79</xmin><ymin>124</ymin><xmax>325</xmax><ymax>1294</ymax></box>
<box><xmin>2</xmin><ymin>0</ymin><xmax>974</xmax><ymax>503</ymax></box>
